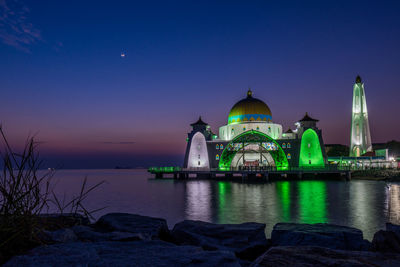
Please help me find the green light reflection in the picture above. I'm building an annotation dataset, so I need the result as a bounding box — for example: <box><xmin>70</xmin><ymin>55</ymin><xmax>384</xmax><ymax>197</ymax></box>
<box><xmin>298</xmin><ymin>181</ymin><xmax>327</xmax><ymax>223</ymax></box>
<box><xmin>276</xmin><ymin>181</ymin><xmax>291</xmax><ymax>221</ymax></box>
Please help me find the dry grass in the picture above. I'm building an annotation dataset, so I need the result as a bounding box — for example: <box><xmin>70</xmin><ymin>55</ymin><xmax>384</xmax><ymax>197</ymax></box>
<box><xmin>0</xmin><ymin>126</ymin><xmax>104</xmax><ymax>263</ymax></box>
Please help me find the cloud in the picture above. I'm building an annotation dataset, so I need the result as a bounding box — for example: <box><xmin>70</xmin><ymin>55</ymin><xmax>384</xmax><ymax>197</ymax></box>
<box><xmin>0</xmin><ymin>0</ymin><xmax>42</xmax><ymax>52</ymax></box>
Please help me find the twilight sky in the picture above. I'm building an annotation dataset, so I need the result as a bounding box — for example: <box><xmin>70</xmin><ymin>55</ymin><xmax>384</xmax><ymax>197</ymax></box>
<box><xmin>1</xmin><ymin>0</ymin><xmax>400</xmax><ymax>168</ymax></box>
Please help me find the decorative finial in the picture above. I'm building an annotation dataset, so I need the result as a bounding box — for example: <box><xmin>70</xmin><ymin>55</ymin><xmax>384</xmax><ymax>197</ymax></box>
<box><xmin>356</xmin><ymin>75</ymin><xmax>362</xmax><ymax>83</ymax></box>
<box><xmin>247</xmin><ymin>88</ymin><xmax>252</xmax><ymax>97</ymax></box>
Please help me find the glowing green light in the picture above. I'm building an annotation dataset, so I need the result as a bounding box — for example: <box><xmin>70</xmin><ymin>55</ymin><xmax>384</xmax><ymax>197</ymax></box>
<box><xmin>299</xmin><ymin>129</ymin><xmax>325</xmax><ymax>168</ymax></box>
<box><xmin>276</xmin><ymin>181</ymin><xmax>291</xmax><ymax>221</ymax></box>
<box><xmin>298</xmin><ymin>181</ymin><xmax>327</xmax><ymax>223</ymax></box>
<box><xmin>218</xmin><ymin>130</ymin><xmax>289</xmax><ymax>171</ymax></box>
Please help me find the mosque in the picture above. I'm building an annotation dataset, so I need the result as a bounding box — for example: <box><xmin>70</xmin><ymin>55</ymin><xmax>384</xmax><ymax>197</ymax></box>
<box><xmin>183</xmin><ymin>89</ymin><xmax>327</xmax><ymax>171</ymax></box>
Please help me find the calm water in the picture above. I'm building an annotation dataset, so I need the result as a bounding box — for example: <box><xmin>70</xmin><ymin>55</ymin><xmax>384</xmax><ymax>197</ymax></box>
<box><xmin>49</xmin><ymin>169</ymin><xmax>400</xmax><ymax>240</ymax></box>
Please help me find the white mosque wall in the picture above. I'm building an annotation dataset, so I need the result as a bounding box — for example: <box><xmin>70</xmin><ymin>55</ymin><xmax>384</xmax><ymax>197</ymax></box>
<box><xmin>187</xmin><ymin>132</ymin><xmax>210</xmax><ymax>169</ymax></box>
<box><xmin>218</xmin><ymin>122</ymin><xmax>283</xmax><ymax>141</ymax></box>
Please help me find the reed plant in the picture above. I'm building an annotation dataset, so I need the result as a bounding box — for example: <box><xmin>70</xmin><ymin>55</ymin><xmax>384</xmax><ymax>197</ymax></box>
<box><xmin>0</xmin><ymin>126</ymin><xmax>104</xmax><ymax>263</ymax></box>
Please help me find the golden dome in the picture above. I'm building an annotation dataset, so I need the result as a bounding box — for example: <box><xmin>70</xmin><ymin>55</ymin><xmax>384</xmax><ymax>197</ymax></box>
<box><xmin>228</xmin><ymin>89</ymin><xmax>272</xmax><ymax>124</ymax></box>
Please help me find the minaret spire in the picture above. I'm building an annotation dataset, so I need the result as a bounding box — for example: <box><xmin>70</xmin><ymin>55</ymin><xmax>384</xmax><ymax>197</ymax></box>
<box><xmin>350</xmin><ymin>75</ymin><xmax>372</xmax><ymax>156</ymax></box>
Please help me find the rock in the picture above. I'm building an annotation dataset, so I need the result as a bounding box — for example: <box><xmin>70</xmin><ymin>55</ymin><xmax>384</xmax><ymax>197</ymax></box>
<box><xmin>37</xmin><ymin>213</ymin><xmax>90</xmax><ymax>230</ymax></box>
<box><xmin>250</xmin><ymin>246</ymin><xmax>400</xmax><ymax>267</ymax></box>
<box><xmin>371</xmin><ymin>230</ymin><xmax>400</xmax><ymax>253</ymax></box>
<box><xmin>95</xmin><ymin>213</ymin><xmax>170</xmax><ymax>240</ymax></box>
<box><xmin>72</xmin><ymin>225</ymin><xmax>144</xmax><ymax>242</ymax></box>
<box><xmin>271</xmin><ymin>223</ymin><xmax>370</xmax><ymax>251</ymax></box>
<box><xmin>171</xmin><ymin>220</ymin><xmax>269</xmax><ymax>260</ymax></box>
<box><xmin>44</xmin><ymin>228</ymin><xmax>78</xmax><ymax>243</ymax></box>
<box><xmin>4</xmin><ymin>240</ymin><xmax>241</xmax><ymax>267</ymax></box>
<box><xmin>387</xmin><ymin>223</ymin><xmax>400</xmax><ymax>238</ymax></box>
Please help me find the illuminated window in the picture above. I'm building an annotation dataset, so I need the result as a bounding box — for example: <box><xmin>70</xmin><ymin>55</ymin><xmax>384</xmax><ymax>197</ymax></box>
<box><xmin>282</xmin><ymin>143</ymin><xmax>286</xmax><ymax>148</ymax></box>
<box><xmin>287</xmin><ymin>153</ymin><xmax>291</xmax><ymax>159</ymax></box>
<box><xmin>216</xmin><ymin>144</ymin><xmax>219</xmax><ymax>149</ymax></box>
<box><xmin>287</xmin><ymin>143</ymin><xmax>291</xmax><ymax>148</ymax></box>
<box><xmin>256</xmin><ymin>126</ymin><xmax>260</xmax><ymax>131</ymax></box>
<box><xmin>216</xmin><ymin>154</ymin><xmax>219</xmax><ymax>160</ymax></box>
<box><xmin>308</xmin><ymin>143</ymin><xmax>311</xmax><ymax>148</ymax></box>
<box><xmin>220</xmin><ymin>144</ymin><xmax>224</xmax><ymax>150</ymax></box>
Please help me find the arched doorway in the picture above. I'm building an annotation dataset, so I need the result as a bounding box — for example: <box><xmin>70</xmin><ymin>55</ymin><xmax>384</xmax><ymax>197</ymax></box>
<box><xmin>219</xmin><ymin>130</ymin><xmax>289</xmax><ymax>171</ymax></box>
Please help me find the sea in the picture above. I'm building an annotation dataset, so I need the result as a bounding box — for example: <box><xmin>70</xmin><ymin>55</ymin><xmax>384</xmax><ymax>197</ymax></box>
<box><xmin>49</xmin><ymin>169</ymin><xmax>400</xmax><ymax>240</ymax></box>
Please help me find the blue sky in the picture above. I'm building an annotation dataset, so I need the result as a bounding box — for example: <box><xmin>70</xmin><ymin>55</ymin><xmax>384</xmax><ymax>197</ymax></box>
<box><xmin>1</xmin><ymin>0</ymin><xmax>400</xmax><ymax>168</ymax></box>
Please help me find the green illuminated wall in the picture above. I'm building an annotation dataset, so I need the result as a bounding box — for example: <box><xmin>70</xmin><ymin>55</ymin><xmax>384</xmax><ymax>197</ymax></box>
<box><xmin>299</xmin><ymin>128</ymin><xmax>325</xmax><ymax>168</ymax></box>
<box><xmin>218</xmin><ymin>130</ymin><xmax>289</xmax><ymax>171</ymax></box>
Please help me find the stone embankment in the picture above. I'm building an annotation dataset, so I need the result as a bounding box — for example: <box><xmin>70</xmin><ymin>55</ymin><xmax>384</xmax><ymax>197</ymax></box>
<box><xmin>5</xmin><ymin>213</ymin><xmax>400</xmax><ymax>266</ymax></box>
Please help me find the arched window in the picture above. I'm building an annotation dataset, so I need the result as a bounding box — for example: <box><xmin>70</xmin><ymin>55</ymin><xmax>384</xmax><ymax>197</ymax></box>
<box><xmin>282</xmin><ymin>143</ymin><xmax>286</xmax><ymax>148</ymax></box>
<box><xmin>243</xmin><ymin>127</ymin><xmax>246</xmax><ymax>131</ymax></box>
<box><xmin>268</xmin><ymin>127</ymin><xmax>271</xmax><ymax>132</ymax></box>
<box><xmin>256</xmin><ymin>126</ymin><xmax>260</xmax><ymax>131</ymax></box>
<box><xmin>216</xmin><ymin>144</ymin><xmax>219</xmax><ymax>149</ymax></box>
<box><xmin>216</xmin><ymin>154</ymin><xmax>220</xmax><ymax>160</ymax></box>
<box><xmin>287</xmin><ymin>143</ymin><xmax>291</xmax><ymax>148</ymax></box>
<box><xmin>287</xmin><ymin>153</ymin><xmax>291</xmax><ymax>159</ymax></box>
<box><xmin>220</xmin><ymin>144</ymin><xmax>224</xmax><ymax>150</ymax></box>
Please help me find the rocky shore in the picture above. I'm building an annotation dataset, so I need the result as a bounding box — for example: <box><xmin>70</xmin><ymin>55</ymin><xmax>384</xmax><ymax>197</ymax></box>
<box><xmin>5</xmin><ymin>213</ymin><xmax>400</xmax><ymax>266</ymax></box>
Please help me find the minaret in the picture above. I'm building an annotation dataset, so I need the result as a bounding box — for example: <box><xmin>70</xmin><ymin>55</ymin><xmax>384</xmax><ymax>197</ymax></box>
<box><xmin>350</xmin><ymin>75</ymin><xmax>372</xmax><ymax>157</ymax></box>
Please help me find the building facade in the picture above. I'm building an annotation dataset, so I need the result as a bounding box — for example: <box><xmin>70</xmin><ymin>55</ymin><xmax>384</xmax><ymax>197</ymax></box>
<box><xmin>183</xmin><ymin>89</ymin><xmax>327</xmax><ymax>170</ymax></box>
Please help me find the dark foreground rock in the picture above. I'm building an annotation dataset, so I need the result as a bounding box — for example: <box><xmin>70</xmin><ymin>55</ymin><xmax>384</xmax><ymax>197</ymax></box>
<box><xmin>271</xmin><ymin>223</ymin><xmax>370</xmax><ymax>251</ymax></box>
<box><xmin>72</xmin><ymin>225</ymin><xmax>145</xmax><ymax>242</ymax></box>
<box><xmin>172</xmin><ymin>220</ymin><xmax>269</xmax><ymax>260</ymax></box>
<box><xmin>4</xmin><ymin>240</ymin><xmax>241</xmax><ymax>267</ymax></box>
<box><xmin>95</xmin><ymin>213</ymin><xmax>170</xmax><ymax>240</ymax></box>
<box><xmin>371</xmin><ymin>230</ymin><xmax>400</xmax><ymax>253</ymax></box>
<box><xmin>250</xmin><ymin>246</ymin><xmax>400</xmax><ymax>267</ymax></box>
<box><xmin>37</xmin><ymin>213</ymin><xmax>90</xmax><ymax>230</ymax></box>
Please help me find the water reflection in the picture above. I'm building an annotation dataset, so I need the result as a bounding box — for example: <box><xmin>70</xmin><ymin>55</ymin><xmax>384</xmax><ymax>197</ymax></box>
<box><xmin>387</xmin><ymin>184</ymin><xmax>400</xmax><ymax>223</ymax></box>
<box><xmin>185</xmin><ymin>181</ymin><xmax>212</xmax><ymax>221</ymax></box>
<box><xmin>183</xmin><ymin>179</ymin><xmax>400</xmax><ymax>239</ymax></box>
<box><xmin>298</xmin><ymin>181</ymin><xmax>327</xmax><ymax>223</ymax></box>
<box><xmin>48</xmin><ymin>170</ymin><xmax>400</xmax><ymax>241</ymax></box>
<box><xmin>275</xmin><ymin>182</ymin><xmax>291</xmax><ymax>221</ymax></box>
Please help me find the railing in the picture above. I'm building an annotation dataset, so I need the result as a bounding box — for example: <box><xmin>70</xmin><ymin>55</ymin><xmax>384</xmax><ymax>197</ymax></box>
<box><xmin>148</xmin><ymin>165</ymin><xmax>353</xmax><ymax>173</ymax></box>
<box><xmin>217</xmin><ymin>165</ymin><xmax>352</xmax><ymax>172</ymax></box>
<box><xmin>148</xmin><ymin>166</ymin><xmax>181</xmax><ymax>173</ymax></box>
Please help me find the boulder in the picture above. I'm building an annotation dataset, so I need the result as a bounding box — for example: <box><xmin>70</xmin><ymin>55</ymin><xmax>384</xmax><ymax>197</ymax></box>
<box><xmin>387</xmin><ymin>223</ymin><xmax>400</xmax><ymax>238</ymax></box>
<box><xmin>37</xmin><ymin>213</ymin><xmax>90</xmax><ymax>230</ymax></box>
<box><xmin>171</xmin><ymin>220</ymin><xmax>269</xmax><ymax>260</ymax></box>
<box><xmin>72</xmin><ymin>225</ymin><xmax>144</xmax><ymax>242</ymax></box>
<box><xmin>250</xmin><ymin>246</ymin><xmax>400</xmax><ymax>267</ymax></box>
<box><xmin>44</xmin><ymin>228</ymin><xmax>78</xmax><ymax>243</ymax></box>
<box><xmin>4</xmin><ymin>240</ymin><xmax>241</xmax><ymax>267</ymax></box>
<box><xmin>95</xmin><ymin>213</ymin><xmax>170</xmax><ymax>240</ymax></box>
<box><xmin>271</xmin><ymin>223</ymin><xmax>370</xmax><ymax>251</ymax></box>
<box><xmin>371</xmin><ymin>230</ymin><xmax>400</xmax><ymax>253</ymax></box>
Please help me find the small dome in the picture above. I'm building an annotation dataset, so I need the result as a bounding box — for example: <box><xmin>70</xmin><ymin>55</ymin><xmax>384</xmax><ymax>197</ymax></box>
<box><xmin>228</xmin><ymin>89</ymin><xmax>272</xmax><ymax>124</ymax></box>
